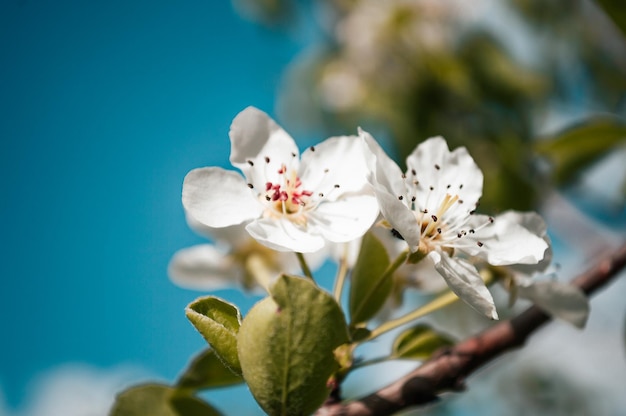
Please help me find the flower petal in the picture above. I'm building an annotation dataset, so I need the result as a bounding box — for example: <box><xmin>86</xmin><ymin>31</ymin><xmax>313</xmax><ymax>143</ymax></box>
<box><xmin>517</xmin><ymin>280</ymin><xmax>589</xmax><ymax>328</ymax></box>
<box><xmin>299</xmin><ymin>135</ymin><xmax>372</xmax><ymax>196</ymax></box>
<box><xmin>309</xmin><ymin>194</ymin><xmax>379</xmax><ymax>243</ymax></box>
<box><xmin>183</xmin><ymin>167</ymin><xmax>264</xmax><ymax>228</ymax></box>
<box><xmin>429</xmin><ymin>250</ymin><xmax>498</xmax><ymax>319</ymax></box>
<box><xmin>185</xmin><ymin>215</ymin><xmax>252</xmax><ymax>249</ymax></box>
<box><xmin>360</xmin><ymin>129</ymin><xmax>407</xmax><ymax>198</ymax></box>
<box><xmin>463</xmin><ymin>213</ymin><xmax>549</xmax><ymax>266</ymax></box>
<box><xmin>245</xmin><ymin>218</ymin><xmax>325</xmax><ymax>253</ymax></box>
<box><xmin>168</xmin><ymin>244</ymin><xmax>240</xmax><ymax>290</ymax></box>
<box><xmin>406</xmin><ymin>136</ymin><xmax>483</xmax><ymax>214</ymax></box>
<box><xmin>373</xmin><ymin>185</ymin><xmax>421</xmax><ymax>250</ymax></box>
<box><xmin>498</xmin><ymin>210</ymin><xmax>553</xmax><ymax>273</ymax></box>
<box><xmin>228</xmin><ymin>106</ymin><xmax>300</xmax><ymax>188</ymax></box>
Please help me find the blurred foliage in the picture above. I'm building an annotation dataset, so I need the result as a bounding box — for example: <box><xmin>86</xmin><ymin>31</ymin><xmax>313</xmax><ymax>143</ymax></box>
<box><xmin>391</xmin><ymin>324</ymin><xmax>455</xmax><ymax>360</ymax></box>
<box><xmin>234</xmin><ymin>0</ymin><xmax>626</xmax><ymax>212</ymax></box>
<box><xmin>536</xmin><ymin>116</ymin><xmax>626</xmax><ymax>185</ymax></box>
<box><xmin>111</xmin><ymin>384</ymin><xmax>221</xmax><ymax>416</ymax></box>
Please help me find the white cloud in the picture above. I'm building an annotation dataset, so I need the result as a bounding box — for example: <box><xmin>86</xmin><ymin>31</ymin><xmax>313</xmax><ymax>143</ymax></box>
<box><xmin>3</xmin><ymin>364</ymin><xmax>151</xmax><ymax>416</ymax></box>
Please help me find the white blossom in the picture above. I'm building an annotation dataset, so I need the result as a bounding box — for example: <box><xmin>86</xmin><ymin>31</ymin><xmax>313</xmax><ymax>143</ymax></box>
<box><xmin>168</xmin><ymin>217</ymin><xmax>326</xmax><ymax>292</ymax></box>
<box><xmin>363</xmin><ymin>132</ymin><xmax>548</xmax><ymax>319</ymax></box>
<box><xmin>501</xmin><ymin>211</ymin><xmax>589</xmax><ymax>328</ymax></box>
<box><xmin>182</xmin><ymin>107</ymin><xmax>379</xmax><ymax>253</ymax></box>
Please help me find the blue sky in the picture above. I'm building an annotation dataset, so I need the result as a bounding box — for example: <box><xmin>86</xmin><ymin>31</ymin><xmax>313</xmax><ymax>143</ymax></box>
<box><xmin>0</xmin><ymin>1</ymin><xmax>310</xmax><ymax>411</ymax></box>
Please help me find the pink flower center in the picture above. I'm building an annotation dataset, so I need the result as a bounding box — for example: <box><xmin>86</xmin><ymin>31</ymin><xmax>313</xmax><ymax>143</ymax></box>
<box><xmin>265</xmin><ymin>164</ymin><xmax>313</xmax><ymax>215</ymax></box>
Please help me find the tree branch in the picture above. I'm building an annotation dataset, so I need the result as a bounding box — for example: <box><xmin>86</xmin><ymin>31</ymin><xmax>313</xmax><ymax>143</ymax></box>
<box><xmin>317</xmin><ymin>243</ymin><xmax>626</xmax><ymax>416</ymax></box>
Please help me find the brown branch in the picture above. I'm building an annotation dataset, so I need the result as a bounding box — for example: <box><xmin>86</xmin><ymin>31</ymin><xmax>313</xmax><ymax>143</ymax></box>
<box><xmin>316</xmin><ymin>243</ymin><xmax>626</xmax><ymax>416</ymax></box>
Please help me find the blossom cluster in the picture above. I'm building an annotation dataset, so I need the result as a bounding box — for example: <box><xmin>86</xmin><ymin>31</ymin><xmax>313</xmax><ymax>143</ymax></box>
<box><xmin>170</xmin><ymin>106</ymin><xmax>587</xmax><ymax>324</ymax></box>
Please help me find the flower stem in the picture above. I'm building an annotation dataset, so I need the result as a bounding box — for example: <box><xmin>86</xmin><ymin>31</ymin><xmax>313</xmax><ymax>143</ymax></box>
<box><xmin>349</xmin><ymin>250</ymin><xmax>410</xmax><ymax>327</ymax></box>
<box><xmin>296</xmin><ymin>252</ymin><xmax>314</xmax><ymax>281</ymax></box>
<box><xmin>365</xmin><ymin>268</ymin><xmax>498</xmax><ymax>342</ymax></box>
<box><xmin>333</xmin><ymin>244</ymin><xmax>350</xmax><ymax>302</ymax></box>
<box><xmin>350</xmin><ymin>355</ymin><xmax>390</xmax><ymax>371</ymax></box>
<box><xmin>366</xmin><ymin>290</ymin><xmax>459</xmax><ymax>342</ymax></box>
<box><xmin>377</xmin><ymin>250</ymin><xmax>409</xmax><ymax>289</ymax></box>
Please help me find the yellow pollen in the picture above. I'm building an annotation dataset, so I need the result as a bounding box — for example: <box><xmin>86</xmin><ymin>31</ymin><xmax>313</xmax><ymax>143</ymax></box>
<box><xmin>421</xmin><ymin>193</ymin><xmax>459</xmax><ymax>238</ymax></box>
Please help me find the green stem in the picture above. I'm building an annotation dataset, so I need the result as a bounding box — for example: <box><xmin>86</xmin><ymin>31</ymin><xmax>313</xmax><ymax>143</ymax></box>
<box><xmin>350</xmin><ymin>355</ymin><xmax>390</xmax><ymax>371</ymax></box>
<box><xmin>385</xmin><ymin>250</ymin><xmax>410</xmax><ymax>280</ymax></box>
<box><xmin>365</xmin><ymin>268</ymin><xmax>498</xmax><ymax>342</ymax></box>
<box><xmin>296</xmin><ymin>252</ymin><xmax>314</xmax><ymax>281</ymax></box>
<box><xmin>333</xmin><ymin>245</ymin><xmax>350</xmax><ymax>302</ymax></box>
<box><xmin>350</xmin><ymin>250</ymin><xmax>409</xmax><ymax>327</ymax></box>
<box><xmin>366</xmin><ymin>290</ymin><xmax>459</xmax><ymax>342</ymax></box>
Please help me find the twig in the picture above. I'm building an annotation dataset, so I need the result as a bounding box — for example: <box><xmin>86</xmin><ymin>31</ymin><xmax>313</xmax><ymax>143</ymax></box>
<box><xmin>316</xmin><ymin>243</ymin><xmax>626</xmax><ymax>416</ymax></box>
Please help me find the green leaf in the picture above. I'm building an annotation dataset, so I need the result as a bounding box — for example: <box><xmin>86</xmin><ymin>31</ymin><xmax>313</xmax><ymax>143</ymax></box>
<box><xmin>350</xmin><ymin>326</ymin><xmax>372</xmax><ymax>343</ymax></box>
<box><xmin>110</xmin><ymin>384</ymin><xmax>221</xmax><ymax>416</ymax></box>
<box><xmin>185</xmin><ymin>296</ymin><xmax>242</xmax><ymax>374</ymax></box>
<box><xmin>176</xmin><ymin>348</ymin><xmax>243</xmax><ymax>391</ymax></box>
<box><xmin>237</xmin><ymin>274</ymin><xmax>350</xmax><ymax>416</ymax></box>
<box><xmin>349</xmin><ymin>232</ymin><xmax>392</xmax><ymax>325</ymax></box>
<box><xmin>392</xmin><ymin>324</ymin><xmax>455</xmax><ymax>360</ymax></box>
<box><xmin>536</xmin><ymin>117</ymin><xmax>626</xmax><ymax>185</ymax></box>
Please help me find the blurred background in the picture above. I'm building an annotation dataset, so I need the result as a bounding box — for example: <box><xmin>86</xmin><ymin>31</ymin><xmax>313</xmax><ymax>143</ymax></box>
<box><xmin>1</xmin><ymin>0</ymin><xmax>625</xmax><ymax>415</ymax></box>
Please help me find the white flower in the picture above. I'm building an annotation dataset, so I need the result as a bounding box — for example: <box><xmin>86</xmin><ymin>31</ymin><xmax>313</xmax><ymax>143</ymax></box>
<box><xmin>182</xmin><ymin>107</ymin><xmax>379</xmax><ymax>253</ymax></box>
<box><xmin>501</xmin><ymin>211</ymin><xmax>589</xmax><ymax>328</ymax></box>
<box><xmin>363</xmin><ymin>132</ymin><xmax>549</xmax><ymax>319</ymax></box>
<box><xmin>168</xmin><ymin>217</ymin><xmax>327</xmax><ymax>292</ymax></box>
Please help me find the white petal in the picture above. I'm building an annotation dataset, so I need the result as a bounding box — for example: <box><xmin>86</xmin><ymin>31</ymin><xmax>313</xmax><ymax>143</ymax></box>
<box><xmin>400</xmin><ymin>255</ymin><xmax>448</xmax><ymax>293</ymax></box>
<box><xmin>373</xmin><ymin>185</ymin><xmax>421</xmax><ymax>250</ymax></box>
<box><xmin>185</xmin><ymin>215</ymin><xmax>251</xmax><ymax>249</ymax></box>
<box><xmin>228</xmin><ymin>106</ymin><xmax>300</xmax><ymax>188</ymax></box>
<box><xmin>168</xmin><ymin>245</ymin><xmax>241</xmax><ymax>290</ymax></box>
<box><xmin>462</xmin><ymin>213</ymin><xmax>548</xmax><ymax>266</ymax></box>
<box><xmin>406</xmin><ymin>136</ymin><xmax>483</xmax><ymax>214</ymax></box>
<box><xmin>517</xmin><ymin>281</ymin><xmax>590</xmax><ymax>328</ymax></box>
<box><xmin>498</xmin><ymin>210</ymin><xmax>553</xmax><ymax>273</ymax></box>
<box><xmin>299</xmin><ymin>135</ymin><xmax>372</xmax><ymax>196</ymax></box>
<box><xmin>309</xmin><ymin>194</ymin><xmax>379</xmax><ymax>243</ymax></box>
<box><xmin>182</xmin><ymin>167</ymin><xmax>264</xmax><ymax>228</ymax></box>
<box><xmin>429</xmin><ymin>250</ymin><xmax>498</xmax><ymax>319</ymax></box>
<box><xmin>245</xmin><ymin>218</ymin><xmax>325</xmax><ymax>253</ymax></box>
<box><xmin>327</xmin><ymin>239</ymin><xmax>362</xmax><ymax>268</ymax></box>
<box><xmin>360</xmin><ymin>129</ymin><xmax>406</xmax><ymax>197</ymax></box>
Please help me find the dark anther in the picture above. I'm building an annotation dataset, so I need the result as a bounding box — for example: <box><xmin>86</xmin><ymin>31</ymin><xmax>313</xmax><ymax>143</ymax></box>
<box><xmin>434</xmin><ymin>164</ymin><xmax>440</xmax><ymax>170</ymax></box>
<box><xmin>398</xmin><ymin>195</ymin><xmax>404</xmax><ymax>200</ymax></box>
<box><xmin>247</xmin><ymin>183</ymin><xmax>254</xmax><ymax>189</ymax></box>
<box><xmin>477</xmin><ymin>241</ymin><xmax>484</xmax><ymax>247</ymax></box>
<box><xmin>391</xmin><ymin>228</ymin><xmax>404</xmax><ymax>240</ymax></box>
<box><xmin>264</xmin><ymin>156</ymin><xmax>270</xmax><ymax>163</ymax></box>
<box><xmin>431</xmin><ymin>215</ymin><xmax>438</xmax><ymax>222</ymax></box>
<box><xmin>310</xmin><ymin>146</ymin><xmax>316</xmax><ymax>152</ymax></box>
<box><xmin>247</xmin><ymin>160</ymin><xmax>254</xmax><ymax>166</ymax></box>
